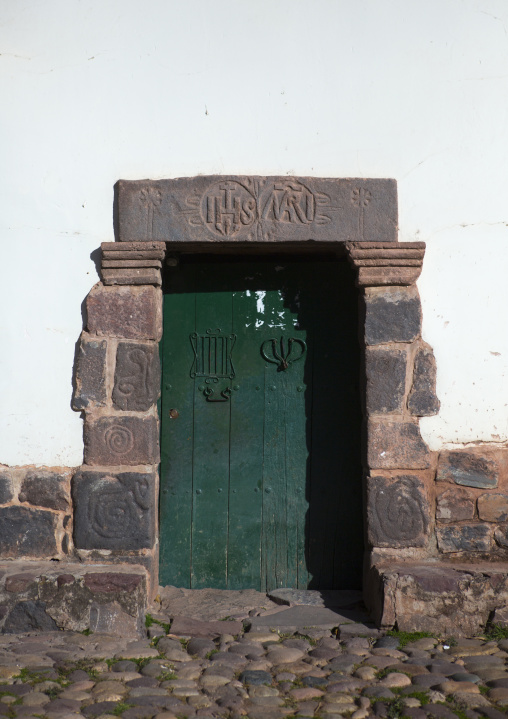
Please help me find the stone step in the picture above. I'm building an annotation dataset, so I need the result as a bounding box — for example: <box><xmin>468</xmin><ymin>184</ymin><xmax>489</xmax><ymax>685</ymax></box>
<box><xmin>368</xmin><ymin>560</ymin><xmax>508</xmax><ymax>636</ymax></box>
<box><xmin>0</xmin><ymin>560</ymin><xmax>148</xmax><ymax>637</ymax></box>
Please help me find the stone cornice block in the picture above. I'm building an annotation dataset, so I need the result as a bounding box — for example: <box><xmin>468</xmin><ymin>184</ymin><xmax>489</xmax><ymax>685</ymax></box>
<box><xmin>101</xmin><ymin>268</ymin><xmax>162</xmax><ymax>286</ymax></box>
<box><xmin>101</xmin><ymin>241</ymin><xmax>166</xmax><ymax>256</ymax></box>
<box><xmin>100</xmin><ymin>241</ymin><xmax>165</xmax><ymax>285</ymax></box>
<box><xmin>346</xmin><ymin>241</ymin><xmax>426</xmax><ymax>286</ymax></box>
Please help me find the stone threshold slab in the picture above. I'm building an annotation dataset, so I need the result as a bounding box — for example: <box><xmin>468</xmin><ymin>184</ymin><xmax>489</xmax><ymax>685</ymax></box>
<box><xmin>268</xmin><ymin>588</ymin><xmax>363</xmax><ymax>608</ymax></box>
<box><xmin>246</xmin><ymin>603</ymin><xmax>376</xmax><ymax>634</ymax></box>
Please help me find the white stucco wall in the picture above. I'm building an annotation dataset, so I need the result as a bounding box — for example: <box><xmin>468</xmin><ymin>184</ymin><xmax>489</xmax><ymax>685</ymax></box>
<box><xmin>1</xmin><ymin>0</ymin><xmax>507</xmax><ymax>465</ymax></box>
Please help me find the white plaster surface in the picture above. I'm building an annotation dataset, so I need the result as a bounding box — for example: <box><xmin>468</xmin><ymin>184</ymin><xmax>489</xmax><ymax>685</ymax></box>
<box><xmin>1</xmin><ymin>0</ymin><xmax>507</xmax><ymax>464</ymax></box>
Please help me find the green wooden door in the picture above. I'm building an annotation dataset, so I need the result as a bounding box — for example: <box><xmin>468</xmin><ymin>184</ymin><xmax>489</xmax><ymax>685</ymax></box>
<box><xmin>159</xmin><ymin>257</ymin><xmax>363</xmax><ymax>591</ymax></box>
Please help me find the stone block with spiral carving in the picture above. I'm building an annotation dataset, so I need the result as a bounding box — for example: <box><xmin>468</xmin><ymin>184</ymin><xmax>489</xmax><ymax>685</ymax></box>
<box><xmin>367</xmin><ymin>475</ymin><xmax>430</xmax><ymax>548</ymax></box>
<box><xmin>83</xmin><ymin>416</ymin><xmax>159</xmax><ymax>466</ymax></box>
<box><xmin>72</xmin><ymin>470</ymin><xmax>155</xmax><ymax>549</ymax></box>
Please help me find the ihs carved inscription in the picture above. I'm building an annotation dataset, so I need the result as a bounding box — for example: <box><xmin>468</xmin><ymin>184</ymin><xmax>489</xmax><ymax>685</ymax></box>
<box><xmin>185</xmin><ymin>179</ymin><xmax>332</xmax><ymax>239</ymax></box>
<box><xmin>202</xmin><ymin>181</ymin><xmax>256</xmax><ymax>237</ymax></box>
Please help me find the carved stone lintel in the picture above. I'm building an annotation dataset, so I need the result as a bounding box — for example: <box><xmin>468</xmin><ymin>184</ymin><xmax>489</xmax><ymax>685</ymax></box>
<box><xmin>116</xmin><ymin>177</ymin><xmax>398</xmax><ymax>244</ymax></box>
<box><xmin>100</xmin><ymin>241</ymin><xmax>165</xmax><ymax>286</ymax></box>
<box><xmin>346</xmin><ymin>242</ymin><xmax>426</xmax><ymax>287</ymax></box>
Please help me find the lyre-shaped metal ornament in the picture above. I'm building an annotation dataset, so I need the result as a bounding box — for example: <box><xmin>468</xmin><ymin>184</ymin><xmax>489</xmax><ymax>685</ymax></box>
<box><xmin>260</xmin><ymin>336</ymin><xmax>307</xmax><ymax>371</ymax></box>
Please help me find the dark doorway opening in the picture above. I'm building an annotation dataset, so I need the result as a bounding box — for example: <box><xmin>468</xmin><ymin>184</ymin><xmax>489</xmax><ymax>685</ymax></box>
<box><xmin>159</xmin><ymin>253</ymin><xmax>363</xmax><ymax>591</ymax></box>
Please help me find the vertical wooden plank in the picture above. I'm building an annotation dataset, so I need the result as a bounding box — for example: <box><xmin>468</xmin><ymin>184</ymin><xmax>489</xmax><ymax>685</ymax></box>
<box><xmin>228</xmin><ymin>279</ymin><xmax>265</xmax><ymax>589</ymax></box>
<box><xmin>260</xmin><ymin>284</ymin><xmax>300</xmax><ymax>591</ymax></box>
<box><xmin>275</xmin><ymin>265</ymin><xmax>310</xmax><ymax>590</ymax></box>
<box><xmin>190</xmin><ymin>265</ymin><xmax>232</xmax><ymax>589</ymax></box>
<box><xmin>284</xmin><ymin>350</ymin><xmax>310</xmax><ymax>589</ymax></box>
<box><xmin>159</xmin><ymin>267</ymin><xmax>196</xmax><ymax>588</ymax></box>
<box><xmin>262</xmin><ymin>360</ymin><xmax>287</xmax><ymax>591</ymax></box>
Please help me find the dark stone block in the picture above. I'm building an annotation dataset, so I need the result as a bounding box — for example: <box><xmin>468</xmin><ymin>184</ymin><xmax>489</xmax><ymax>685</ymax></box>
<box><xmin>364</xmin><ymin>286</ymin><xmax>421</xmax><ymax>345</ymax></box>
<box><xmin>368</xmin><ymin>420</ymin><xmax>431</xmax><ymax>469</ymax></box>
<box><xmin>365</xmin><ymin>347</ymin><xmax>407</xmax><ymax>413</ymax></box>
<box><xmin>19</xmin><ymin>470</ymin><xmax>69</xmax><ymax>511</ymax></box>
<box><xmin>437</xmin><ymin>523</ymin><xmax>493</xmax><ymax>553</ymax></box>
<box><xmin>84</xmin><ymin>572</ymin><xmax>143</xmax><ymax>593</ymax></box>
<box><xmin>86</xmin><ymin>285</ymin><xmax>162</xmax><ymax>340</ymax></box>
<box><xmin>117</xmin><ymin>177</ymin><xmax>398</xmax><ymax>244</ymax></box>
<box><xmin>73</xmin><ymin>470</ymin><xmax>155</xmax><ymax>549</ymax></box>
<box><xmin>494</xmin><ymin>527</ymin><xmax>508</xmax><ymax>548</ymax></box>
<box><xmin>0</xmin><ymin>474</ymin><xmax>13</xmax><ymax>505</ymax></box>
<box><xmin>437</xmin><ymin>449</ymin><xmax>499</xmax><ymax>488</ymax></box>
<box><xmin>83</xmin><ymin>415</ymin><xmax>159</xmax><ymax>465</ymax></box>
<box><xmin>478</xmin><ymin>493</ymin><xmax>508</xmax><ymax>522</ymax></box>
<box><xmin>436</xmin><ymin>488</ymin><xmax>475</xmax><ymax>523</ymax></box>
<box><xmin>0</xmin><ymin>506</ymin><xmax>57</xmax><ymax>557</ymax></box>
<box><xmin>72</xmin><ymin>335</ymin><xmax>107</xmax><ymax>410</ymax></box>
<box><xmin>113</xmin><ymin>342</ymin><xmax>161</xmax><ymax>411</ymax></box>
<box><xmin>5</xmin><ymin>574</ymin><xmax>36</xmax><ymax>593</ymax></box>
<box><xmin>408</xmin><ymin>342</ymin><xmax>440</xmax><ymax>416</ymax></box>
<box><xmin>2</xmin><ymin>600</ymin><xmax>59</xmax><ymax>633</ymax></box>
<box><xmin>367</xmin><ymin>475</ymin><xmax>430</xmax><ymax>548</ymax></box>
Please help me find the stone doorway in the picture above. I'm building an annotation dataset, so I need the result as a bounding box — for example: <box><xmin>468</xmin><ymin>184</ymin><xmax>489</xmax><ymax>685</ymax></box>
<box><xmin>72</xmin><ymin>176</ymin><xmax>435</xmax><ymax>614</ymax></box>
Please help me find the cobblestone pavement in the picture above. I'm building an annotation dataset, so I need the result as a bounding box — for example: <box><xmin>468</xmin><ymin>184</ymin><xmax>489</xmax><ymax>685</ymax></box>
<box><xmin>1</xmin><ymin>617</ymin><xmax>508</xmax><ymax>719</ymax></box>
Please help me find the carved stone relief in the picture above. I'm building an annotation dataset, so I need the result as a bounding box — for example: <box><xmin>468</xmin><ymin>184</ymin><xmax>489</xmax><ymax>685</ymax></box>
<box><xmin>367</xmin><ymin>475</ymin><xmax>430</xmax><ymax>548</ymax></box>
<box><xmin>113</xmin><ymin>342</ymin><xmax>161</xmax><ymax>411</ymax></box>
<box><xmin>72</xmin><ymin>471</ymin><xmax>155</xmax><ymax>550</ymax></box>
<box><xmin>117</xmin><ymin>177</ymin><xmax>398</xmax><ymax>244</ymax></box>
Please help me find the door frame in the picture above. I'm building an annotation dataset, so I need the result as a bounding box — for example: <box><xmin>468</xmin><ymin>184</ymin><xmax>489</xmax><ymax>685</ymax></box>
<box><xmin>74</xmin><ymin>177</ymin><xmax>433</xmax><ymax>613</ymax></box>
